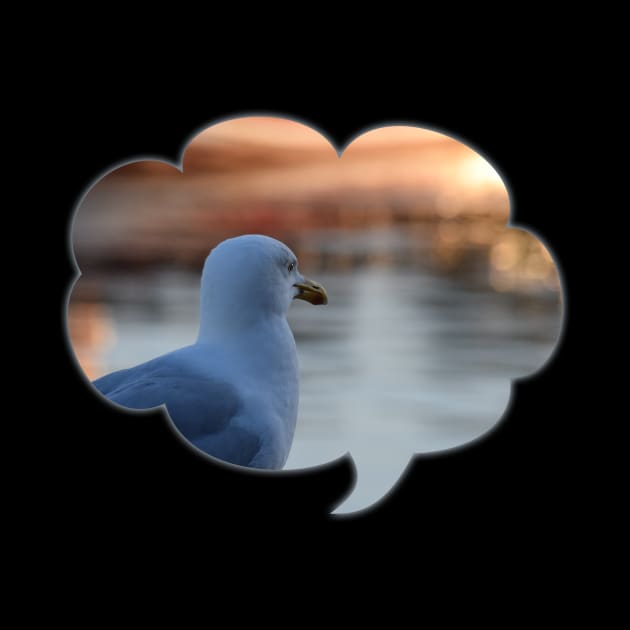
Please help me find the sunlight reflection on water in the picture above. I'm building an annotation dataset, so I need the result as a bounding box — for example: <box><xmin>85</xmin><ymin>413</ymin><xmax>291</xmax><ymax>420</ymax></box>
<box><xmin>74</xmin><ymin>261</ymin><xmax>560</xmax><ymax>472</ymax></box>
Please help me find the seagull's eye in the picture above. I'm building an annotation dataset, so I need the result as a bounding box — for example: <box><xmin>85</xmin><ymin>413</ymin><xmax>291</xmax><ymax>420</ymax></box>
<box><xmin>287</xmin><ymin>262</ymin><xmax>295</xmax><ymax>272</ymax></box>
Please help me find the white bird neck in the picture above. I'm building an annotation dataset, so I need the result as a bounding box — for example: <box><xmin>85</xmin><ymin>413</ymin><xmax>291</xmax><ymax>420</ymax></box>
<box><xmin>196</xmin><ymin>314</ymin><xmax>298</xmax><ymax>387</ymax></box>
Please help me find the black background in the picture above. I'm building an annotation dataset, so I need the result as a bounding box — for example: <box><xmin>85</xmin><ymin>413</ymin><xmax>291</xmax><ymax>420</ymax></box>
<box><xmin>46</xmin><ymin>79</ymin><xmax>575</xmax><ymax>547</ymax></box>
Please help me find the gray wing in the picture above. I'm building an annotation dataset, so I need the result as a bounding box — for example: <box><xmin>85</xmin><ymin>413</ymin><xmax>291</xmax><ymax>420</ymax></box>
<box><xmin>93</xmin><ymin>360</ymin><xmax>262</xmax><ymax>467</ymax></box>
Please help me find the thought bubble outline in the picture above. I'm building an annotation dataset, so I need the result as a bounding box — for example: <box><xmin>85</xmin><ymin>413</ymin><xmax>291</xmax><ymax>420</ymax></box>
<box><xmin>65</xmin><ymin>113</ymin><xmax>565</xmax><ymax>518</ymax></box>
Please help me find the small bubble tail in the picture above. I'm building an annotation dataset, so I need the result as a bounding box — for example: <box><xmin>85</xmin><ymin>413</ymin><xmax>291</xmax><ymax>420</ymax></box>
<box><xmin>331</xmin><ymin>456</ymin><xmax>409</xmax><ymax>517</ymax></box>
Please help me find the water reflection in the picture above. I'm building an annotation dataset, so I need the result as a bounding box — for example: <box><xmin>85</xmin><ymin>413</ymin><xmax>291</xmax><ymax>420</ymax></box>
<box><xmin>69</xmin><ymin>228</ymin><xmax>562</xmax><ymax>469</ymax></box>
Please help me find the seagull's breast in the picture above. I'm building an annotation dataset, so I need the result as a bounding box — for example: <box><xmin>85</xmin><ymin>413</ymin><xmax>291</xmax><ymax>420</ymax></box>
<box><xmin>204</xmin><ymin>316</ymin><xmax>300</xmax><ymax>467</ymax></box>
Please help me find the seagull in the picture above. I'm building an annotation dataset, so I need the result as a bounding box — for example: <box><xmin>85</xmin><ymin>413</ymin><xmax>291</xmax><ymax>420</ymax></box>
<box><xmin>92</xmin><ymin>234</ymin><xmax>328</xmax><ymax>469</ymax></box>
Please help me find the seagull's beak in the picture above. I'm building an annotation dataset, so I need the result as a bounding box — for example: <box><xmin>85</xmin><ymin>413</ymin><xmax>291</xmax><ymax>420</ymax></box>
<box><xmin>293</xmin><ymin>277</ymin><xmax>328</xmax><ymax>305</ymax></box>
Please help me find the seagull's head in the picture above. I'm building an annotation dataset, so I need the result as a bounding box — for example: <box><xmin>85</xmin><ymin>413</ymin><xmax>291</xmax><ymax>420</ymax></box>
<box><xmin>200</xmin><ymin>235</ymin><xmax>327</xmax><ymax>330</ymax></box>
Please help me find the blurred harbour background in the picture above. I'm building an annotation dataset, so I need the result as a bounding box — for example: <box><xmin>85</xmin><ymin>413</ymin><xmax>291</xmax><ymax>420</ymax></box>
<box><xmin>69</xmin><ymin>117</ymin><xmax>562</xmax><ymax>477</ymax></box>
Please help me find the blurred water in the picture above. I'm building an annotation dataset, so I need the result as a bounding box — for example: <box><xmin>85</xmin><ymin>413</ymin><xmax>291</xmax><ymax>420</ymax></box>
<box><xmin>80</xmin><ymin>255</ymin><xmax>561</xmax><ymax>512</ymax></box>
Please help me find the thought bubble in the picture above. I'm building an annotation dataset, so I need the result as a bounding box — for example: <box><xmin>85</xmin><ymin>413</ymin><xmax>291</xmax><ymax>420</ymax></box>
<box><xmin>67</xmin><ymin>116</ymin><xmax>563</xmax><ymax>515</ymax></box>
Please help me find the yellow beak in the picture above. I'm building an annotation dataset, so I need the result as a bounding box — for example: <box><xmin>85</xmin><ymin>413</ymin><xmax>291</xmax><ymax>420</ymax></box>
<box><xmin>293</xmin><ymin>278</ymin><xmax>328</xmax><ymax>305</ymax></box>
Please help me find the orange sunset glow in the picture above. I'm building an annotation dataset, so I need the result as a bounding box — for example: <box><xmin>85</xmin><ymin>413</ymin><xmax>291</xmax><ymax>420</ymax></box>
<box><xmin>70</xmin><ymin>116</ymin><xmax>560</xmax><ymax>380</ymax></box>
